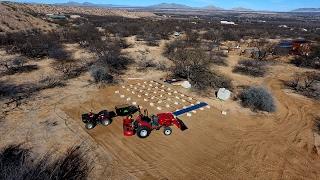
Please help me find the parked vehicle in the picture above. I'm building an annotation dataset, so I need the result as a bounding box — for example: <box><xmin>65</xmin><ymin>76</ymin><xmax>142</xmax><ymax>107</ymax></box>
<box><xmin>81</xmin><ymin>105</ymin><xmax>139</xmax><ymax>130</ymax></box>
<box><xmin>123</xmin><ymin>109</ymin><xmax>188</xmax><ymax>138</ymax></box>
<box><xmin>81</xmin><ymin>110</ymin><xmax>115</xmax><ymax>130</ymax></box>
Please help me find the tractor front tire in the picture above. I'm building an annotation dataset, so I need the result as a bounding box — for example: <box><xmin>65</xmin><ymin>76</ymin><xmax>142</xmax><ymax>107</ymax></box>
<box><xmin>137</xmin><ymin>126</ymin><xmax>151</xmax><ymax>138</ymax></box>
<box><xmin>163</xmin><ymin>127</ymin><xmax>172</xmax><ymax>136</ymax></box>
<box><xmin>101</xmin><ymin>118</ymin><xmax>112</xmax><ymax>126</ymax></box>
<box><xmin>85</xmin><ymin>123</ymin><xmax>95</xmax><ymax>130</ymax></box>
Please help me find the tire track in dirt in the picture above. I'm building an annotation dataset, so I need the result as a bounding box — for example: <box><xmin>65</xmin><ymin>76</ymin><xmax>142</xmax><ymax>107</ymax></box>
<box><xmin>62</xmin><ymin>77</ymin><xmax>320</xmax><ymax>179</ymax></box>
<box><xmin>225</xmin><ymin>77</ymin><xmax>320</xmax><ymax>179</ymax></box>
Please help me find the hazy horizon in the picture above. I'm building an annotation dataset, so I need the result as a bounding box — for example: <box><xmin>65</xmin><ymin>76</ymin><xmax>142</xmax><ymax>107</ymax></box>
<box><xmin>7</xmin><ymin>0</ymin><xmax>320</xmax><ymax>11</ymax></box>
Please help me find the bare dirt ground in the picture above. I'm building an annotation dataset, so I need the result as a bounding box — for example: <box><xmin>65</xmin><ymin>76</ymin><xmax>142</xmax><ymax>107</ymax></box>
<box><xmin>62</xmin><ymin>74</ymin><xmax>320</xmax><ymax>179</ymax></box>
<box><xmin>0</xmin><ymin>2</ymin><xmax>155</xmax><ymax>32</ymax></box>
<box><xmin>0</xmin><ymin>3</ymin><xmax>56</xmax><ymax>32</ymax></box>
<box><xmin>1</xmin><ymin>35</ymin><xmax>320</xmax><ymax>179</ymax></box>
<box><xmin>3</xmin><ymin>2</ymin><xmax>155</xmax><ymax>19</ymax></box>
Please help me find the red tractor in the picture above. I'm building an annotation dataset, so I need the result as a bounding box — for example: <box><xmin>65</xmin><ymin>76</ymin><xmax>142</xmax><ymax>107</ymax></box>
<box><xmin>123</xmin><ymin>110</ymin><xmax>188</xmax><ymax>138</ymax></box>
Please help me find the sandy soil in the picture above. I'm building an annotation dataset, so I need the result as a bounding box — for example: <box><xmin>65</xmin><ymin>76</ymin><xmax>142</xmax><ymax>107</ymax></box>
<box><xmin>1</xmin><ymin>35</ymin><xmax>320</xmax><ymax>179</ymax></box>
<box><xmin>63</xmin><ymin>75</ymin><xmax>320</xmax><ymax>179</ymax></box>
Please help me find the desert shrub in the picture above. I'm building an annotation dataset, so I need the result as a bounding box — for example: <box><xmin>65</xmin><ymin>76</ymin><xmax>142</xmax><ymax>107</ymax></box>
<box><xmin>239</xmin><ymin>86</ymin><xmax>276</xmax><ymax>112</ymax></box>
<box><xmin>170</xmin><ymin>49</ymin><xmax>210</xmax><ymax>78</ymax></box>
<box><xmin>0</xmin><ymin>80</ymin><xmax>36</xmax><ymax>99</ymax></box>
<box><xmin>0</xmin><ymin>57</ymin><xmax>38</xmax><ymax>75</ymax></box>
<box><xmin>60</xmin><ymin>23</ymin><xmax>101</xmax><ymax>45</ymax></box>
<box><xmin>11</xmin><ymin>57</ymin><xmax>27</xmax><ymax>68</ymax></box>
<box><xmin>168</xmin><ymin>47</ymin><xmax>231</xmax><ymax>90</ymax></box>
<box><xmin>145</xmin><ymin>39</ymin><xmax>159</xmax><ymax>47</ymax></box>
<box><xmin>185</xmin><ymin>30</ymin><xmax>199</xmax><ymax>44</ymax></box>
<box><xmin>0</xmin><ymin>144</ymin><xmax>91</xmax><ymax>180</ymax></box>
<box><xmin>202</xmin><ymin>30</ymin><xmax>221</xmax><ymax>42</ymax></box>
<box><xmin>0</xmin><ymin>80</ymin><xmax>38</xmax><ymax>108</ymax></box>
<box><xmin>188</xmin><ymin>65</ymin><xmax>232</xmax><ymax>90</ymax></box>
<box><xmin>285</xmin><ymin>71</ymin><xmax>320</xmax><ymax>100</ymax></box>
<box><xmin>0</xmin><ymin>30</ymin><xmax>69</xmax><ymax>60</ymax></box>
<box><xmin>209</xmin><ymin>52</ymin><xmax>228</xmax><ymax>66</ymax></box>
<box><xmin>155</xmin><ymin>62</ymin><xmax>168</xmax><ymax>71</ymax></box>
<box><xmin>97</xmin><ymin>54</ymin><xmax>133</xmax><ymax>73</ymax></box>
<box><xmin>38</xmin><ymin>76</ymin><xmax>66</xmax><ymax>89</ymax></box>
<box><xmin>89</xmin><ymin>15</ymin><xmax>174</xmax><ymax>39</ymax></box>
<box><xmin>140</xmin><ymin>33</ymin><xmax>160</xmax><ymax>46</ymax></box>
<box><xmin>314</xmin><ymin>117</ymin><xmax>320</xmax><ymax>135</ymax></box>
<box><xmin>0</xmin><ymin>77</ymin><xmax>66</xmax><ymax>111</ymax></box>
<box><xmin>0</xmin><ymin>81</ymin><xmax>21</xmax><ymax>99</ymax></box>
<box><xmin>291</xmin><ymin>44</ymin><xmax>320</xmax><ymax>70</ymax></box>
<box><xmin>48</xmin><ymin>48</ymin><xmax>71</xmax><ymax>60</ymax></box>
<box><xmin>233</xmin><ymin>59</ymin><xmax>268</xmax><ymax>77</ymax></box>
<box><xmin>136</xmin><ymin>57</ymin><xmax>157</xmax><ymax>71</ymax></box>
<box><xmin>90</xmin><ymin>66</ymin><xmax>114</xmax><ymax>84</ymax></box>
<box><xmin>119</xmin><ymin>38</ymin><xmax>132</xmax><ymax>49</ymax></box>
<box><xmin>164</xmin><ymin>40</ymin><xmax>188</xmax><ymax>59</ymax></box>
<box><xmin>52</xmin><ymin>60</ymin><xmax>89</xmax><ymax>80</ymax></box>
<box><xmin>221</xmin><ymin>29</ymin><xmax>241</xmax><ymax>41</ymax></box>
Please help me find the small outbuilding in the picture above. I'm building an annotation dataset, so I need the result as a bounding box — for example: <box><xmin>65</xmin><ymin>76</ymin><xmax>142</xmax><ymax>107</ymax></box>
<box><xmin>174</xmin><ymin>32</ymin><xmax>181</xmax><ymax>37</ymax></box>
<box><xmin>47</xmin><ymin>14</ymin><xmax>67</xmax><ymax>20</ymax></box>
<box><xmin>70</xmin><ymin>15</ymin><xmax>81</xmax><ymax>19</ymax></box>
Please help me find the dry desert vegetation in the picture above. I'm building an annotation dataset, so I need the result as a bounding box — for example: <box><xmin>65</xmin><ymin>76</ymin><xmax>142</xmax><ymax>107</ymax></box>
<box><xmin>1</xmin><ymin>1</ymin><xmax>320</xmax><ymax>180</ymax></box>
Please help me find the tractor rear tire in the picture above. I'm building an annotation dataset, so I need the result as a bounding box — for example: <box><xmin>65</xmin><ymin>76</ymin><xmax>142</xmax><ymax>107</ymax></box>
<box><xmin>101</xmin><ymin>118</ymin><xmax>112</xmax><ymax>126</ymax></box>
<box><xmin>85</xmin><ymin>123</ymin><xmax>95</xmax><ymax>130</ymax></box>
<box><xmin>163</xmin><ymin>127</ymin><xmax>172</xmax><ymax>136</ymax></box>
<box><xmin>137</xmin><ymin>126</ymin><xmax>151</xmax><ymax>138</ymax></box>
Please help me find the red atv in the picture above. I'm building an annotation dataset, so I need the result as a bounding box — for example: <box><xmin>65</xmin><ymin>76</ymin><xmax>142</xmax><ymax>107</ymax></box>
<box><xmin>123</xmin><ymin>110</ymin><xmax>188</xmax><ymax>138</ymax></box>
<box><xmin>82</xmin><ymin>105</ymin><xmax>139</xmax><ymax>130</ymax></box>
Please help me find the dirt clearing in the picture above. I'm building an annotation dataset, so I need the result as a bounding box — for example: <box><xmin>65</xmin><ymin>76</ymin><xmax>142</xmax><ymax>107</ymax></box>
<box><xmin>62</xmin><ymin>78</ymin><xmax>320</xmax><ymax>179</ymax></box>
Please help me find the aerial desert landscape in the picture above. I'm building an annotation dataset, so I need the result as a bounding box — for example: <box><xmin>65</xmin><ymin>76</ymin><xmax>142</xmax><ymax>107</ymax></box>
<box><xmin>0</xmin><ymin>1</ymin><xmax>320</xmax><ymax>179</ymax></box>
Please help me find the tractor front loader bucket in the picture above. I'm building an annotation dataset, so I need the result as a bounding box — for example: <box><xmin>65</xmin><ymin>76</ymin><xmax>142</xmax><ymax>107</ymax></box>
<box><xmin>175</xmin><ymin>118</ymin><xmax>188</xmax><ymax>131</ymax></box>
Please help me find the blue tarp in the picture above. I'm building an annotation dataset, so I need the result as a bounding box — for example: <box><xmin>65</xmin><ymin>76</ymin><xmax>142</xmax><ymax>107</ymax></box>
<box><xmin>172</xmin><ymin>102</ymin><xmax>208</xmax><ymax>116</ymax></box>
<box><xmin>278</xmin><ymin>41</ymin><xmax>293</xmax><ymax>48</ymax></box>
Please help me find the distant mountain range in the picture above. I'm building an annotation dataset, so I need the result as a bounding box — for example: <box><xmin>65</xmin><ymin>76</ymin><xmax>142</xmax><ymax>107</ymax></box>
<box><xmin>291</xmin><ymin>8</ymin><xmax>320</xmax><ymax>12</ymax></box>
<box><xmin>202</xmin><ymin>5</ymin><xmax>223</xmax><ymax>10</ymax></box>
<box><xmin>53</xmin><ymin>1</ymin><xmax>319</xmax><ymax>12</ymax></box>
<box><xmin>147</xmin><ymin>3</ymin><xmax>192</xmax><ymax>9</ymax></box>
<box><xmin>232</xmin><ymin>7</ymin><xmax>254</xmax><ymax>11</ymax></box>
<box><xmin>55</xmin><ymin>2</ymin><xmax>225</xmax><ymax>10</ymax></box>
<box><xmin>55</xmin><ymin>1</ymin><xmax>129</xmax><ymax>8</ymax></box>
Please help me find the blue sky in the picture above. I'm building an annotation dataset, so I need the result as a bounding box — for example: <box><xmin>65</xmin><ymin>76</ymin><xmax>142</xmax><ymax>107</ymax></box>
<box><xmin>11</xmin><ymin>0</ymin><xmax>320</xmax><ymax>11</ymax></box>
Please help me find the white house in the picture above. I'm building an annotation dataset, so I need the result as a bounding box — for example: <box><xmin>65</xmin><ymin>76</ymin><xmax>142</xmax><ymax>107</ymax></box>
<box><xmin>220</xmin><ymin>21</ymin><xmax>236</xmax><ymax>25</ymax></box>
<box><xmin>278</xmin><ymin>25</ymin><xmax>288</xmax><ymax>28</ymax></box>
<box><xmin>70</xmin><ymin>15</ymin><xmax>81</xmax><ymax>19</ymax></box>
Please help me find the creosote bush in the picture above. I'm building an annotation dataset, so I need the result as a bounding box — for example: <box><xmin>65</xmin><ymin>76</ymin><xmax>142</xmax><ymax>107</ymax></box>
<box><xmin>97</xmin><ymin>54</ymin><xmax>133</xmax><ymax>74</ymax></box>
<box><xmin>291</xmin><ymin>44</ymin><xmax>320</xmax><ymax>70</ymax></box>
<box><xmin>165</xmin><ymin>42</ymin><xmax>232</xmax><ymax>91</ymax></box>
<box><xmin>188</xmin><ymin>65</ymin><xmax>232</xmax><ymax>90</ymax></box>
<box><xmin>0</xmin><ymin>30</ymin><xmax>69</xmax><ymax>59</ymax></box>
<box><xmin>209</xmin><ymin>51</ymin><xmax>228</xmax><ymax>66</ymax></box>
<box><xmin>0</xmin><ymin>144</ymin><xmax>91</xmax><ymax>180</ymax></box>
<box><xmin>233</xmin><ymin>59</ymin><xmax>268</xmax><ymax>77</ymax></box>
<box><xmin>285</xmin><ymin>71</ymin><xmax>320</xmax><ymax>100</ymax></box>
<box><xmin>90</xmin><ymin>66</ymin><xmax>114</xmax><ymax>84</ymax></box>
<box><xmin>0</xmin><ymin>57</ymin><xmax>38</xmax><ymax>75</ymax></box>
<box><xmin>239</xmin><ymin>86</ymin><xmax>276</xmax><ymax>112</ymax></box>
<box><xmin>38</xmin><ymin>76</ymin><xmax>66</xmax><ymax>89</ymax></box>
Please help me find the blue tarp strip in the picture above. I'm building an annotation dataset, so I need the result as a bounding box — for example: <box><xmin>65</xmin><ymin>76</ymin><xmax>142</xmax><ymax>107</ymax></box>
<box><xmin>172</xmin><ymin>102</ymin><xmax>208</xmax><ymax>116</ymax></box>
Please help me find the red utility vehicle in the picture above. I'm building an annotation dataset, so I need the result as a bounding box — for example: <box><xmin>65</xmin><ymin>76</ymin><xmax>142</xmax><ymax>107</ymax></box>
<box><xmin>123</xmin><ymin>110</ymin><xmax>188</xmax><ymax>138</ymax></box>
